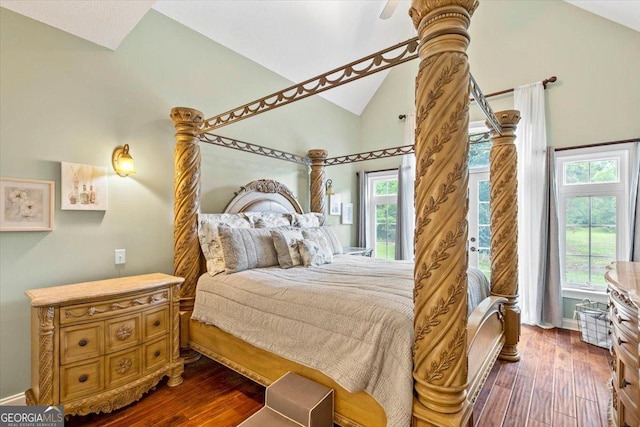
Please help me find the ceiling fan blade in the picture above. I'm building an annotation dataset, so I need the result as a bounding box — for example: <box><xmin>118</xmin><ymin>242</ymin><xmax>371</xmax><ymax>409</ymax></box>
<box><xmin>379</xmin><ymin>0</ymin><xmax>400</xmax><ymax>20</ymax></box>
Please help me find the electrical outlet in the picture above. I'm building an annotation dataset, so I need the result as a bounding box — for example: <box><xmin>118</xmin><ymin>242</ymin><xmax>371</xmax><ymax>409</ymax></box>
<box><xmin>115</xmin><ymin>249</ymin><xmax>126</xmax><ymax>265</ymax></box>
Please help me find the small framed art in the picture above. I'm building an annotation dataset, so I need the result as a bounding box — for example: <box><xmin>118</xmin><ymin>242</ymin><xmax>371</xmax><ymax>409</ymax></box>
<box><xmin>61</xmin><ymin>162</ymin><xmax>107</xmax><ymax>211</ymax></box>
<box><xmin>329</xmin><ymin>194</ymin><xmax>341</xmax><ymax>216</ymax></box>
<box><xmin>0</xmin><ymin>177</ymin><xmax>54</xmax><ymax>231</ymax></box>
<box><xmin>341</xmin><ymin>202</ymin><xmax>353</xmax><ymax>225</ymax></box>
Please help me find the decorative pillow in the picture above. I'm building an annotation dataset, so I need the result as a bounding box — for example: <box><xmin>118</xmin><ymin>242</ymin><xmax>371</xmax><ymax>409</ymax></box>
<box><xmin>290</xmin><ymin>212</ymin><xmax>324</xmax><ymax>228</ymax></box>
<box><xmin>218</xmin><ymin>225</ymin><xmax>279</xmax><ymax>273</ymax></box>
<box><xmin>302</xmin><ymin>226</ymin><xmax>343</xmax><ymax>255</ymax></box>
<box><xmin>271</xmin><ymin>228</ymin><xmax>304</xmax><ymax>268</ymax></box>
<box><xmin>245</xmin><ymin>212</ymin><xmax>291</xmax><ymax>228</ymax></box>
<box><xmin>298</xmin><ymin>236</ymin><xmax>333</xmax><ymax>267</ymax></box>
<box><xmin>198</xmin><ymin>213</ymin><xmax>252</xmax><ymax>276</ymax></box>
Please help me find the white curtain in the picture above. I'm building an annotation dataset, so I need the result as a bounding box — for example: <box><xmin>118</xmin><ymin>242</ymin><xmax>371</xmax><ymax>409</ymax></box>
<box><xmin>357</xmin><ymin>170</ymin><xmax>369</xmax><ymax>248</ymax></box>
<box><xmin>396</xmin><ymin>114</ymin><xmax>416</xmax><ymax>260</ymax></box>
<box><xmin>630</xmin><ymin>141</ymin><xmax>640</xmax><ymax>261</ymax></box>
<box><xmin>514</xmin><ymin>82</ymin><xmax>549</xmax><ymax>326</ymax></box>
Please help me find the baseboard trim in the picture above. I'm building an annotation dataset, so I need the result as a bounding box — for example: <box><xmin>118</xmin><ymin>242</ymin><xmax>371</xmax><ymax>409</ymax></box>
<box><xmin>0</xmin><ymin>393</ymin><xmax>26</xmax><ymax>406</ymax></box>
<box><xmin>562</xmin><ymin>318</ymin><xmax>579</xmax><ymax>331</ymax></box>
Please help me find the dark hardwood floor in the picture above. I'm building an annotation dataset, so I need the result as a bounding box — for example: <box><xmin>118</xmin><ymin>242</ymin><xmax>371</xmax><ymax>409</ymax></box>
<box><xmin>473</xmin><ymin>326</ymin><xmax>611</xmax><ymax>427</ymax></box>
<box><xmin>66</xmin><ymin>326</ymin><xmax>611</xmax><ymax>427</ymax></box>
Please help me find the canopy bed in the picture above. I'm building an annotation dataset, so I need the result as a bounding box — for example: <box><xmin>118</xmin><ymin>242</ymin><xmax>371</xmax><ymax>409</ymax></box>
<box><xmin>169</xmin><ymin>1</ymin><xmax>521</xmax><ymax>426</ymax></box>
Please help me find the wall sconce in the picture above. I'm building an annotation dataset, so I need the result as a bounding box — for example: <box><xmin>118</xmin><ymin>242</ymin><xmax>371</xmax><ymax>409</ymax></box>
<box><xmin>112</xmin><ymin>144</ymin><xmax>136</xmax><ymax>177</ymax></box>
<box><xmin>325</xmin><ymin>179</ymin><xmax>335</xmax><ymax>195</ymax></box>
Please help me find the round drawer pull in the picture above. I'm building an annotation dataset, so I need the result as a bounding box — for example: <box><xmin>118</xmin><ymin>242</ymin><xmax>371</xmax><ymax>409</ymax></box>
<box><xmin>78</xmin><ymin>374</ymin><xmax>88</xmax><ymax>383</ymax></box>
<box><xmin>618</xmin><ymin>337</ymin><xmax>626</xmax><ymax>345</ymax></box>
<box><xmin>153</xmin><ymin>320</ymin><xmax>161</xmax><ymax>327</ymax></box>
<box><xmin>154</xmin><ymin>350</ymin><xmax>161</xmax><ymax>358</ymax></box>
<box><xmin>622</xmin><ymin>378</ymin><xmax>631</xmax><ymax>388</ymax></box>
<box><xmin>78</xmin><ymin>338</ymin><xmax>88</xmax><ymax>347</ymax></box>
<box><xmin>616</xmin><ymin>315</ymin><xmax>624</xmax><ymax>323</ymax></box>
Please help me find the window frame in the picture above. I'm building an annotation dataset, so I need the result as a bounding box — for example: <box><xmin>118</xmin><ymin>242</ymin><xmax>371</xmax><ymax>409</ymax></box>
<box><xmin>556</xmin><ymin>145</ymin><xmax>631</xmax><ymax>296</ymax></box>
<box><xmin>367</xmin><ymin>170</ymin><xmax>398</xmax><ymax>259</ymax></box>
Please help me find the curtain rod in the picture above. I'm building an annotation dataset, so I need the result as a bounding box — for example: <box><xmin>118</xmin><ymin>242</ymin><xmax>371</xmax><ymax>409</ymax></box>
<box><xmin>356</xmin><ymin>168</ymin><xmax>399</xmax><ymax>175</ymax></box>
<box><xmin>476</xmin><ymin>75</ymin><xmax>558</xmax><ymax>100</ymax></box>
<box><xmin>555</xmin><ymin>137</ymin><xmax>639</xmax><ymax>152</ymax></box>
<box><xmin>398</xmin><ymin>76</ymin><xmax>558</xmax><ymax>120</ymax></box>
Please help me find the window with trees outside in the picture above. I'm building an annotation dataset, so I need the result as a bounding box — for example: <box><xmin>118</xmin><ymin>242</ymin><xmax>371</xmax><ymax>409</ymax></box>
<box><xmin>365</xmin><ymin>139</ymin><xmax>490</xmax><ymax>261</ymax></box>
<box><xmin>367</xmin><ymin>171</ymin><xmax>398</xmax><ymax>259</ymax></box>
<box><xmin>556</xmin><ymin>147</ymin><xmax>630</xmax><ymax>294</ymax></box>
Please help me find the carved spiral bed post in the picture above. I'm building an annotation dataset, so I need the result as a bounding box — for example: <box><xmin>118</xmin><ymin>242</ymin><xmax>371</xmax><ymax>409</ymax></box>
<box><xmin>409</xmin><ymin>0</ymin><xmax>478</xmax><ymax>425</ymax></box>
<box><xmin>170</xmin><ymin>107</ymin><xmax>204</xmax><ymax>362</ymax></box>
<box><xmin>488</xmin><ymin>110</ymin><xmax>521</xmax><ymax>362</ymax></box>
<box><xmin>308</xmin><ymin>149</ymin><xmax>328</xmax><ymax>214</ymax></box>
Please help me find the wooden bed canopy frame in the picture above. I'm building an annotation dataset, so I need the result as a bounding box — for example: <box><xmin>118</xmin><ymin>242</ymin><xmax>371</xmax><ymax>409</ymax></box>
<box><xmin>169</xmin><ymin>1</ymin><xmax>521</xmax><ymax>425</ymax></box>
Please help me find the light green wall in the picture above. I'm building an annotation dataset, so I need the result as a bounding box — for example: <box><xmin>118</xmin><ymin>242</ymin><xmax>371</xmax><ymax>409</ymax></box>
<box><xmin>362</xmin><ymin>0</ymin><xmax>640</xmax><ymax>149</ymax></box>
<box><xmin>0</xmin><ymin>8</ymin><xmax>359</xmax><ymax>398</ymax></box>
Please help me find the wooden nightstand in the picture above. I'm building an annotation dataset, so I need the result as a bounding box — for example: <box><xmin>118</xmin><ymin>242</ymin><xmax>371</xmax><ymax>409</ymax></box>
<box><xmin>342</xmin><ymin>246</ymin><xmax>373</xmax><ymax>257</ymax></box>
<box><xmin>25</xmin><ymin>273</ymin><xmax>184</xmax><ymax>416</ymax></box>
<box><xmin>605</xmin><ymin>262</ymin><xmax>639</xmax><ymax>427</ymax></box>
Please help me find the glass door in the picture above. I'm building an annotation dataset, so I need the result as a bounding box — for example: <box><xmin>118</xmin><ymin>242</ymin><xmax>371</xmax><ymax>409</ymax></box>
<box><xmin>468</xmin><ymin>170</ymin><xmax>491</xmax><ymax>278</ymax></box>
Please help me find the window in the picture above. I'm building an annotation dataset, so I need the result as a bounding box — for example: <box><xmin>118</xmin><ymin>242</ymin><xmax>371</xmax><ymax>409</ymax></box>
<box><xmin>468</xmin><ymin>124</ymin><xmax>492</xmax><ymax>276</ymax></box>
<box><xmin>556</xmin><ymin>147</ymin><xmax>631</xmax><ymax>293</ymax></box>
<box><xmin>367</xmin><ymin>171</ymin><xmax>398</xmax><ymax>259</ymax></box>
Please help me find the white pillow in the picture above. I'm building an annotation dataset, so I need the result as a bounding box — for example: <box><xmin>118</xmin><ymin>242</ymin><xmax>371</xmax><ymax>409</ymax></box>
<box><xmin>198</xmin><ymin>213</ymin><xmax>251</xmax><ymax>276</ymax></box>
<box><xmin>290</xmin><ymin>212</ymin><xmax>324</xmax><ymax>228</ymax></box>
<box><xmin>302</xmin><ymin>227</ymin><xmax>343</xmax><ymax>255</ymax></box>
<box><xmin>218</xmin><ymin>226</ymin><xmax>280</xmax><ymax>273</ymax></box>
<box><xmin>298</xmin><ymin>234</ymin><xmax>333</xmax><ymax>267</ymax></box>
<box><xmin>245</xmin><ymin>211</ymin><xmax>292</xmax><ymax>228</ymax></box>
<box><xmin>271</xmin><ymin>228</ymin><xmax>304</xmax><ymax>268</ymax></box>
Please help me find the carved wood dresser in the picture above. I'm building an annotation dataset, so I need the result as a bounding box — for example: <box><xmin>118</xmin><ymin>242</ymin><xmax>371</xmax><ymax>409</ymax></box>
<box><xmin>25</xmin><ymin>273</ymin><xmax>184</xmax><ymax>415</ymax></box>
<box><xmin>606</xmin><ymin>262</ymin><xmax>640</xmax><ymax>427</ymax></box>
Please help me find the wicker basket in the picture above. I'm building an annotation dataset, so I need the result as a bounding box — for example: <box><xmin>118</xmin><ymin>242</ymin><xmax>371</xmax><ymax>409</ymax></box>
<box><xmin>574</xmin><ymin>298</ymin><xmax>611</xmax><ymax>349</ymax></box>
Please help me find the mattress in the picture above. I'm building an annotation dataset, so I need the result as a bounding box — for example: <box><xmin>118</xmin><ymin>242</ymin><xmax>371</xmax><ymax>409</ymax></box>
<box><xmin>192</xmin><ymin>255</ymin><xmax>490</xmax><ymax>427</ymax></box>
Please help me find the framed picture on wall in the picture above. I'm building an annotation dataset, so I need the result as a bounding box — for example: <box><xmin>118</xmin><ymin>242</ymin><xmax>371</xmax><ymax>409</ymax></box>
<box><xmin>61</xmin><ymin>162</ymin><xmax>108</xmax><ymax>211</ymax></box>
<box><xmin>0</xmin><ymin>177</ymin><xmax>54</xmax><ymax>231</ymax></box>
<box><xmin>341</xmin><ymin>202</ymin><xmax>353</xmax><ymax>225</ymax></box>
<box><xmin>329</xmin><ymin>194</ymin><xmax>341</xmax><ymax>216</ymax></box>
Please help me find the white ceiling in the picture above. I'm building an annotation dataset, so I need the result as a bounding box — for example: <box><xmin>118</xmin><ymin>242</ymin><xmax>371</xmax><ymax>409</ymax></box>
<box><xmin>1</xmin><ymin>0</ymin><xmax>638</xmax><ymax>115</ymax></box>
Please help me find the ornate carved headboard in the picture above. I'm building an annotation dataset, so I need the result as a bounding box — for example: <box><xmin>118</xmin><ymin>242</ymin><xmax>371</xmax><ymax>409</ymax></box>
<box><xmin>223</xmin><ymin>179</ymin><xmax>304</xmax><ymax>214</ymax></box>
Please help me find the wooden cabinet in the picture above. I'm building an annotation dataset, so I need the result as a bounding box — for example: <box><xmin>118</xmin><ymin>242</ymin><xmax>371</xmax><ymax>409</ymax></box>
<box><xmin>606</xmin><ymin>262</ymin><xmax>640</xmax><ymax>427</ymax></box>
<box><xmin>25</xmin><ymin>273</ymin><xmax>184</xmax><ymax>416</ymax></box>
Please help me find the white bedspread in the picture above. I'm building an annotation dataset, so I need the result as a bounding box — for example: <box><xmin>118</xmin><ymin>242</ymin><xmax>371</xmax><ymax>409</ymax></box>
<box><xmin>192</xmin><ymin>255</ymin><xmax>490</xmax><ymax>427</ymax></box>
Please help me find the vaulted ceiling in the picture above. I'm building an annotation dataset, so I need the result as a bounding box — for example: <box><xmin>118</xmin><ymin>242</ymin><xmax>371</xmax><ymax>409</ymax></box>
<box><xmin>1</xmin><ymin>0</ymin><xmax>638</xmax><ymax>115</ymax></box>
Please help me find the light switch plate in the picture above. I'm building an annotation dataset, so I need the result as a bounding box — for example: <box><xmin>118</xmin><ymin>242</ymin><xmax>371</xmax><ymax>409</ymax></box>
<box><xmin>115</xmin><ymin>249</ymin><xmax>126</xmax><ymax>265</ymax></box>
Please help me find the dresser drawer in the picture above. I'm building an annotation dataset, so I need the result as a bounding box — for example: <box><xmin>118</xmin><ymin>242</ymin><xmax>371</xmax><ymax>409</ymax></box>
<box><xmin>612</xmin><ymin>326</ymin><xmax>638</xmax><ymax>363</ymax></box>
<box><xmin>60</xmin><ymin>290</ymin><xmax>170</xmax><ymax>325</ymax></box>
<box><xmin>619</xmin><ymin>395</ymin><xmax>640</xmax><ymax>427</ymax></box>
<box><xmin>610</xmin><ymin>299</ymin><xmax>639</xmax><ymax>339</ymax></box>
<box><xmin>144</xmin><ymin>337</ymin><xmax>169</xmax><ymax>373</ymax></box>
<box><xmin>617</xmin><ymin>356</ymin><xmax>639</xmax><ymax>410</ymax></box>
<box><xmin>60</xmin><ymin>322</ymin><xmax>103</xmax><ymax>365</ymax></box>
<box><xmin>143</xmin><ymin>307</ymin><xmax>169</xmax><ymax>341</ymax></box>
<box><xmin>60</xmin><ymin>358</ymin><xmax>104</xmax><ymax>402</ymax></box>
<box><xmin>105</xmin><ymin>348</ymin><xmax>141</xmax><ymax>389</ymax></box>
<box><xmin>106</xmin><ymin>314</ymin><xmax>141</xmax><ymax>353</ymax></box>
